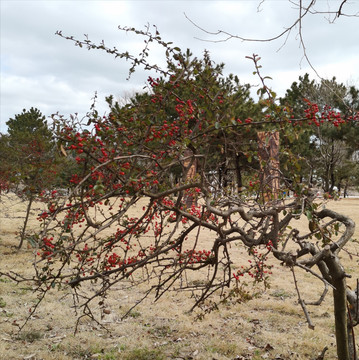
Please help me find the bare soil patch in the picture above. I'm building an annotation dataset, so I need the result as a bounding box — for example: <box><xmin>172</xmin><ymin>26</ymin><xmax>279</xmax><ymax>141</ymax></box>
<box><xmin>0</xmin><ymin>194</ymin><xmax>358</xmax><ymax>360</ymax></box>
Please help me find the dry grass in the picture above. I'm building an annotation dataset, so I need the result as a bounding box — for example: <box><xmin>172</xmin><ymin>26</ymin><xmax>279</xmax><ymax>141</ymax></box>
<box><xmin>0</xmin><ymin>194</ymin><xmax>358</xmax><ymax>360</ymax></box>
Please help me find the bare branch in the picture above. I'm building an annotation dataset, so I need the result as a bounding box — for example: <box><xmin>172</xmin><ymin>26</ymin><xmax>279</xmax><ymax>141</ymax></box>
<box><xmin>291</xmin><ymin>266</ymin><xmax>315</xmax><ymax>329</ymax></box>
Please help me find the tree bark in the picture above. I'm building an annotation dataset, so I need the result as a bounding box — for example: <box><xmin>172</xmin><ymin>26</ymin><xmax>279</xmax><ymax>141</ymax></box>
<box><xmin>347</xmin><ymin>286</ymin><xmax>359</xmax><ymax>360</ymax></box>
<box><xmin>257</xmin><ymin>131</ymin><xmax>280</xmax><ymax>201</ymax></box>
<box><xmin>235</xmin><ymin>152</ymin><xmax>243</xmax><ymax>193</ymax></box>
<box><xmin>324</xmin><ymin>250</ymin><xmax>351</xmax><ymax>360</ymax></box>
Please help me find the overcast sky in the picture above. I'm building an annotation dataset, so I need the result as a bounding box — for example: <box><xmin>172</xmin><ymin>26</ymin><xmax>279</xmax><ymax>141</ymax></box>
<box><xmin>1</xmin><ymin>0</ymin><xmax>359</xmax><ymax>133</ymax></box>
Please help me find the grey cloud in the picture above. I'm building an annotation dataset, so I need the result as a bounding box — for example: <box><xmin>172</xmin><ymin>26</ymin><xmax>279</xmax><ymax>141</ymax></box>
<box><xmin>1</xmin><ymin>0</ymin><xmax>358</xmax><ymax>133</ymax></box>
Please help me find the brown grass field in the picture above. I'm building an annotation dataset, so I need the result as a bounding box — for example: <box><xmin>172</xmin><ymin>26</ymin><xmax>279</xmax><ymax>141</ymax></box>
<box><xmin>0</xmin><ymin>194</ymin><xmax>358</xmax><ymax>360</ymax></box>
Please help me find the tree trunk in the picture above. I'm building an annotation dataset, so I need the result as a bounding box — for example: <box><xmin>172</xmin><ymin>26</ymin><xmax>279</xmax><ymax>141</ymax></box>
<box><xmin>324</xmin><ymin>252</ymin><xmax>351</xmax><ymax>360</ymax></box>
<box><xmin>182</xmin><ymin>149</ymin><xmax>197</xmax><ymax>207</ymax></box>
<box><xmin>344</xmin><ymin>183</ymin><xmax>349</xmax><ymax>198</ymax></box>
<box><xmin>347</xmin><ymin>320</ymin><xmax>357</xmax><ymax>360</ymax></box>
<box><xmin>235</xmin><ymin>153</ymin><xmax>243</xmax><ymax>193</ymax></box>
<box><xmin>347</xmin><ymin>285</ymin><xmax>358</xmax><ymax>360</ymax></box>
<box><xmin>338</xmin><ymin>181</ymin><xmax>342</xmax><ymax>196</ymax></box>
<box><xmin>257</xmin><ymin>131</ymin><xmax>280</xmax><ymax>201</ymax></box>
<box><xmin>333</xmin><ymin>277</ymin><xmax>350</xmax><ymax>360</ymax></box>
<box><xmin>330</xmin><ymin>170</ymin><xmax>335</xmax><ymax>194</ymax></box>
<box><xmin>18</xmin><ymin>194</ymin><xmax>34</xmax><ymax>249</ymax></box>
<box><xmin>323</xmin><ymin>164</ymin><xmax>330</xmax><ymax>193</ymax></box>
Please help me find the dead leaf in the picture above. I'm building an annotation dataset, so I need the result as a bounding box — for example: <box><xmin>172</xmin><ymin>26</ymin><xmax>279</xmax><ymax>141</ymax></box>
<box><xmin>60</xmin><ymin>144</ymin><xmax>67</xmax><ymax>157</ymax></box>
<box><xmin>264</xmin><ymin>343</ymin><xmax>274</xmax><ymax>351</ymax></box>
<box><xmin>23</xmin><ymin>354</ymin><xmax>36</xmax><ymax>360</ymax></box>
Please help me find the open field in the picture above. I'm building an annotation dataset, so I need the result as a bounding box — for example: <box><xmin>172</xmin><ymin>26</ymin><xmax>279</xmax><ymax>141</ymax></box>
<box><xmin>0</xmin><ymin>194</ymin><xmax>358</xmax><ymax>360</ymax></box>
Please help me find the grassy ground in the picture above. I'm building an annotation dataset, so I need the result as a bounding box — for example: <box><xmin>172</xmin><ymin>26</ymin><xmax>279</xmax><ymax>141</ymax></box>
<box><xmin>0</xmin><ymin>194</ymin><xmax>358</xmax><ymax>360</ymax></box>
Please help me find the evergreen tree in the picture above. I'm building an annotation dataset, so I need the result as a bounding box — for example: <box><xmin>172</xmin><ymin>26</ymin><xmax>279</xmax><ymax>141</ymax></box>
<box><xmin>3</xmin><ymin>108</ymin><xmax>56</xmax><ymax>248</ymax></box>
<box><xmin>281</xmin><ymin>75</ymin><xmax>359</xmax><ymax>194</ymax></box>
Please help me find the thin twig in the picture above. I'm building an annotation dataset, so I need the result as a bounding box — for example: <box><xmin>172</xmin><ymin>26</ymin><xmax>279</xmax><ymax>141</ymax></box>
<box><xmin>291</xmin><ymin>266</ymin><xmax>315</xmax><ymax>329</ymax></box>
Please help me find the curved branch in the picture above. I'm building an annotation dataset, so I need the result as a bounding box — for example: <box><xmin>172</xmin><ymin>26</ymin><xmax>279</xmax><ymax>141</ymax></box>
<box><xmin>184</xmin><ymin>2</ymin><xmax>315</xmax><ymax>44</ymax></box>
<box><xmin>315</xmin><ymin>208</ymin><xmax>355</xmax><ymax>253</ymax></box>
